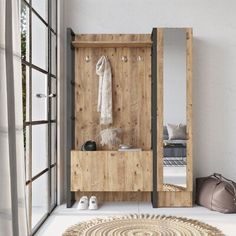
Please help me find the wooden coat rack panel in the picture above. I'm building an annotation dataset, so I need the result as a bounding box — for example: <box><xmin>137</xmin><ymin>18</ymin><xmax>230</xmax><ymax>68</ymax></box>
<box><xmin>73</xmin><ymin>34</ymin><xmax>152</xmax><ymax>201</ymax></box>
<box><xmin>74</xmin><ymin>34</ymin><xmax>152</xmax><ymax>151</ymax></box>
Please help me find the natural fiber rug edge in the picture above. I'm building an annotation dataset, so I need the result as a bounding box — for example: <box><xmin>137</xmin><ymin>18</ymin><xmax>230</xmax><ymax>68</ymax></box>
<box><xmin>62</xmin><ymin>214</ymin><xmax>224</xmax><ymax>236</ymax></box>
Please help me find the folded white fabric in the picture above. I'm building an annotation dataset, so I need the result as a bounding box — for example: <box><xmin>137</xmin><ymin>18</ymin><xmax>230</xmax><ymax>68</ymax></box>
<box><xmin>96</xmin><ymin>55</ymin><xmax>113</xmax><ymax>125</ymax></box>
<box><xmin>89</xmin><ymin>196</ymin><xmax>98</xmax><ymax>210</ymax></box>
<box><xmin>77</xmin><ymin>196</ymin><xmax>88</xmax><ymax>210</ymax></box>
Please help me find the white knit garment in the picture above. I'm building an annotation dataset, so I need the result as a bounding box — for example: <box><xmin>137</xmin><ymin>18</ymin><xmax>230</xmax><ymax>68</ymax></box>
<box><xmin>96</xmin><ymin>55</ymin><xmax>113</xmax><ymax>125</ymax></box>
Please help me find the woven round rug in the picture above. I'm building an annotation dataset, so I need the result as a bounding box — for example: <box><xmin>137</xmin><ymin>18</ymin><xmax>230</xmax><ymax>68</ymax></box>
<box><xmin>63</xmin><ymin>214</ymin><xmax>224</xmax><ymax>236</ymax></box>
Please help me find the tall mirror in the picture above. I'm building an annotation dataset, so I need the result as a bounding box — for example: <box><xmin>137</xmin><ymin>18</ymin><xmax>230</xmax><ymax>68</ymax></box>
<box><xmin>163</xmin><ymin>29</ymin><xmax>187</xmax><ymax>190</ymax></box>
<box><xmin>153</xmin><ymin>27</ymin><xmax>192</xmax><ymax>206</ymax></box>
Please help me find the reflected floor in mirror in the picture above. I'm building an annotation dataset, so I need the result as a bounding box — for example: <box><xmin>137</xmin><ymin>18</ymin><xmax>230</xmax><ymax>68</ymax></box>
<box><xmin>163</xmin><ymin>166</ymin><xmax>186</xmax><ymax>188</ymax></box>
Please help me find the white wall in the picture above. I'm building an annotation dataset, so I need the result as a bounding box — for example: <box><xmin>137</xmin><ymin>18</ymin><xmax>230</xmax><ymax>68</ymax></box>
<box><xmin>60</xmin><ymin>0</ymin><xmax>236</xmax><ymax>201</ymax></box>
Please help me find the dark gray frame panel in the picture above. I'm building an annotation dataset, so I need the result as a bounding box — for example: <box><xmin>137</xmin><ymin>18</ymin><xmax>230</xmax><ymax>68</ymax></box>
<box><xmin>151</xmin><ymin>28</ymin><xmax>158</xmax><ymax>208</ymax></box>
<box><xmin>66</xmin><ymin>28</ymin><xmax>75</xmax><ymax>208</ymax></box>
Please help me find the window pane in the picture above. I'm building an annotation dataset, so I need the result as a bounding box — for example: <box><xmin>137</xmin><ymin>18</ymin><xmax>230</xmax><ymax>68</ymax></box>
<box><xmin>51</xmin><ymin>0</ymin><xmax>57</xmax><ymax>31</ymax></box>
<box><xmin>32</xmin><ymin>13</ymin><xmax>48</xmax><ymax>70</ymax></box>
<box><xmin>32</xmin><ymin>69</ymin><xmax>48</xmax><ymax>121</ymax></box>
<box><xmin>32</xmin><ymin>0</ymin><xmax>48</xmax><ymax>22</ymax></box>
<box><xmin>26</xmin><ymin>185</ymin><xmax>31</xmax><ymax>230</ymax></box>
<box><xmin>22</xmin><ymin>64</ymin><xmax>30</xmax><ymax>122</ymax></box>
<box><xmin>21</xmin><ymin>1</ymin><xmax>30</xmax><ymax>62</ymax></box>
<box><xmin>24</xmin><ymin>126</ymin><xmax>30</xmax><ymax>181</ymax></box>
<box><xmin>32</xmin><ymin>173</ymin><xmax>49</xmax><ymax>229</ymax></box>
<box><xmin>51</xmin><ymin>78</ymin><xmax>56</xmax><ymax>120</ymax></box>
<box><xmin>51</xmin><ymin>33</ymin><xmax>57</xmax><ymax>76</ymax></box>
<box><xmin>50</xmin><ymin>167</ymin><xmax>56</xmax><ymax>208</ymax></box>
<box><xmin>32</xmin><ymin>124</ymin><xmax>48</xmax><ymax>177</ymax></box>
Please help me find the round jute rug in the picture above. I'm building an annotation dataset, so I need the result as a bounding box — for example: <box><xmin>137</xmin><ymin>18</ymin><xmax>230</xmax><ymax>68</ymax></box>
<box><xmin>62</xmin><ymin>214</ymin><xmax>224</xmax><ymax>236</ymax></box>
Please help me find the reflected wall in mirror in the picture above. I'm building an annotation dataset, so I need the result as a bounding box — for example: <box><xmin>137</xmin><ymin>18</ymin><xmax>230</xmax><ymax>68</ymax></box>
<box><xmin>163</xmin><ymin>29</ymin><xmax>187</xmax><ymax>190</ymax></box>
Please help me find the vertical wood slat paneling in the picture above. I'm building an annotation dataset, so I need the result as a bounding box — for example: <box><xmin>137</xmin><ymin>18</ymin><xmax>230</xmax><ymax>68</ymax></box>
<box><xmin>74</xmin><ymin>34</ymin><xmax>151</xmax><ymax>151</ymax></box>
<box><xmin>186</xmin><ymin>28</ymin><xmax>193</xmax><ymax>192</ymax></box>
<box><xmin>158</xmin><ymin>191</ymin><xmax>192</xmax><ymax>207</ymax></box>
<box><xmin>73</xmin><ymin>35</ymin><xmax>152</xmax><ymax>201</ymax></box>
<box><xmin>71</xmin><ymin>150</ymin><xmax>152</xmax><ymax>192</ymax></box>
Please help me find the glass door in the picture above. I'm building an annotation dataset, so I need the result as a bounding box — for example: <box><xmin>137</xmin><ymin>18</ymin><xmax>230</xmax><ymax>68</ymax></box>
<box><xmin>21</xmin><ymin>0</ymin><xmax>57</xmax><ymax>234</ymax></box>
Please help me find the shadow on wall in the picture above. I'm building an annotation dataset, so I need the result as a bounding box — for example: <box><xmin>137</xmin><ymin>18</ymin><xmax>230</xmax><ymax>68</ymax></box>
<box><xmin>192</xmin><ymin>37</ymin><xmax>236</xmax><ymax>188</ymax></box>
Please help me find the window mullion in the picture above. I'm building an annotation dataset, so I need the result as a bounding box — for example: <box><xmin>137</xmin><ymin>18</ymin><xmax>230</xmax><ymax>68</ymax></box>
<box><xmin>47</xmin><ymin>0</ymin><xmax>52</xmax><ymax>213</ymax></box>
<box><xmin>28</xmin><ymin>0</ymin><xmax>33</xmax><ymax>230</ymax></box>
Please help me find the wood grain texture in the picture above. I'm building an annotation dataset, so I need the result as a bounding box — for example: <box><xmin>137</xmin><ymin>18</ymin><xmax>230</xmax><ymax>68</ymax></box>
<box><xmin>158</xmin><ymin>191</ymin><xmax>192</xmax><ymax>207</ymax></box>
<box><xmin>74</xmin><ymin>34</ymin><xmax>151</xmax><ymax>151</ymax></box>
<box><xmin>72</xmin><ymin>41</ymin><xmax>152</xmax><ymax>48</ymax></box>
<box><xmin>75</xmin><ymin>34</ymin><xmax>151</xmax><ymax>41</ymax></box>
<box><xmin>156</xmin><ymin>28</ymin><xmax>193</xmax><ymax>207</ymax></box>
<box><xmin>71</xmin><ymin>150</ymin><xmax>152</xmax><ymax>192</ymax></box>
<box><xmin>186</xmin><ymin>28</ymin><xmax>193</xmax><ymax>192</ymax></box>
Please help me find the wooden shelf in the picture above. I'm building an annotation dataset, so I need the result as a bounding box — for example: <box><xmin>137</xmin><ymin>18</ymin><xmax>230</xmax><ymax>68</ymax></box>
<box><xmin>72</xmin><ymin>40</ymin><xmax>152</xmax><ymax>48</ymax></box>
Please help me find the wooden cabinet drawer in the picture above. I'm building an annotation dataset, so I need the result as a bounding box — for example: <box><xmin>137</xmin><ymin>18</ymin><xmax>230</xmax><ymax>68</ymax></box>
<box><xmin>71</xmin><ymin>150</ymin><xmax>152</xmax><ymax>192</ymax></box>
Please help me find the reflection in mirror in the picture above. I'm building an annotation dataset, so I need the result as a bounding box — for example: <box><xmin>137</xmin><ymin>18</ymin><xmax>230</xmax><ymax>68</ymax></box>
<box><xmin>163</xmin><ymin>29</ymin><xmax>187</xmax><ymax>190</ymax></box>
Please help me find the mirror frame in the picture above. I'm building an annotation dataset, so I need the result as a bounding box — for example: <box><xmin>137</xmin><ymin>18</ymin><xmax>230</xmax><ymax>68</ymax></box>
<box><xmin>156</xmin><ymin>28</ymin><xmax>193</xmax><ymax>207</ymax></box>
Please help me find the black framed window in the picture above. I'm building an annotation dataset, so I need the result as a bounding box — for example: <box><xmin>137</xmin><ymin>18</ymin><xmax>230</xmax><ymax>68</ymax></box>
<box><xmin>21</xmin><ymin>0</ymin><xmax>57</xmax><ymax>234</ymax></box>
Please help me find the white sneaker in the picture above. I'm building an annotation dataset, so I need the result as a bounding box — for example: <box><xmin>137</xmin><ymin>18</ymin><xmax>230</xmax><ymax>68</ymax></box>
<box><xmin>77</xmin><ymin>196</ymin><xmax>88</xmax><ymax>210</ymax></box>
<box><xmin>89</xmin><ymin>196</ymin><xmax>98</xmax><ymax>210</ymax></box>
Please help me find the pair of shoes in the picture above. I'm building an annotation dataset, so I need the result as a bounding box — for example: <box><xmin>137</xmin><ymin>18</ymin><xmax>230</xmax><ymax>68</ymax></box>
<box><xmin>77</xmin><ymin>196</ymin><xmax>98</xmax><ymax>210</ymax></box>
